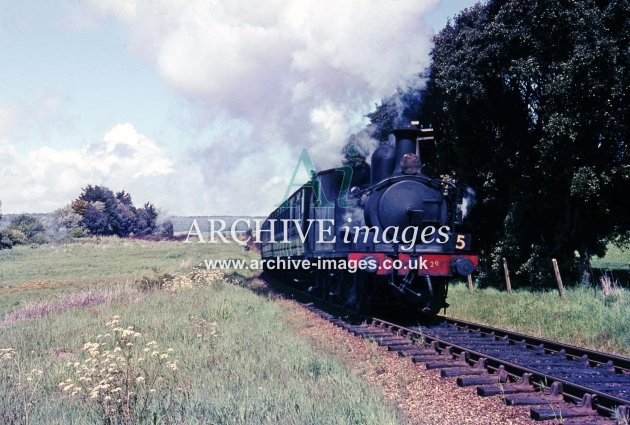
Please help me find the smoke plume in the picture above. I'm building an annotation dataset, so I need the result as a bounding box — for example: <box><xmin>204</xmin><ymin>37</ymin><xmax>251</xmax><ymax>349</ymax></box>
<box><xmin>461</xmin><ymin>187</ymin><xmax>476</xmax><ymax>219</ymax></box>
<box><xmin>79</xmin><ymin>0</ymin><xmax>442</xmax><ymax>215</ymax></box>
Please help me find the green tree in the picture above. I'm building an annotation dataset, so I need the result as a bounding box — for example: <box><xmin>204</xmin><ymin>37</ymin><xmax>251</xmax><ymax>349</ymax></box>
<box><xmin>427</xmin><ymin>0</ymin><xmax>629</xmax><ymax>284</ymax></box>
<box><xmin>72</xmin><ymin>185</ymin><xmax>161</xmax><ymax>237</ymax></box>
<box><xmin>371</xmin><ymin>0</ymin><xmax>629</xmax><ymax>285</ymax></box>
<box><xmin>7</xmin><ymin>214</ymin><xmax>46</xmax><ymax>244</ymax></box>
<box><xmin>48</xmin><ymin>205</ymin><xmax>87</xmax><ymax>241</ymax></box>
<box><xmin>134</xmin><ymin>202</ymin><xmax>158</xmax><ymax>236</ymax></box>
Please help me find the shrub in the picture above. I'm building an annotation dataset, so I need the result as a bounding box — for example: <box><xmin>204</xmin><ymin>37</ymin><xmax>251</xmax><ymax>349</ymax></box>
<box><xmin>47</xmin><ymin>205</ymin><xmax>87</xmax><ymax>242</ymax></box>
<box><xmin>7</xmin><ymin>214</ymin><xmax>45</xmax><ymax>244</ymax></box>
<box><xmin>0</xmin><ymin>228</ymin><xmax>28</xmax><ymax>247</ymax></box>
<box><xmin>0</xmin><ymin>235</ymin><xmax>12</xmax><ymax>249</ymax></box>
<box><xmin>158</xmin><ymin>220</ymin><xmax>174</xmax><ymax>238</ymax></box>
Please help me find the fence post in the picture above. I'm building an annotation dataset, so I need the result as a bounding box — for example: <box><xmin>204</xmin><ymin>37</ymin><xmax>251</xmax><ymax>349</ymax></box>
<box><xmin>466</xmin><ymin>274</ymin><xmax>474</xmax><ymax>294</ymax></box>
<box><xmin>552</xmin><ymin>258</ymin><xmax>565</xmax><ymax>298</ymax></box>
<box><xmin>502</xmin><ymin>258</ymin><xmax>513</xmax><ymax>295</ymax></box>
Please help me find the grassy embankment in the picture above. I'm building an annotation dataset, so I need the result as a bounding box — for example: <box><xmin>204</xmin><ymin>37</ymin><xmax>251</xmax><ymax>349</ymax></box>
<box><xmin>0</xmin><ymin>238</ymin><xmax>400</xmax><ymax>424</ymax></box>
<box><xmin>0</xmin><ymin>238</ymin><xmax>254</xmax><ymax>317</ymax></box>
<box><xmin>445</xmin><ymin>244</ymin><xmax>630</xmax><ymax>356</ymax></box>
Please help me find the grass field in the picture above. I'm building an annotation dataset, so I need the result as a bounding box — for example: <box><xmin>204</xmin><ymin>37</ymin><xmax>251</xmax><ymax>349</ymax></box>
<box><xmin>445</xmin><ymin>283</ymin><xmax>630</xmax><ymax>356</ymax></box>
<box><xmin>443</xmin><ymin>243</ymin><xmax>630</xmax><ymax>357</ymax></box>
<box><xmin>0</xmin><ymin>238</ymin><xmax>256</xmax><ymax>318</ymax></box>
<box><xmin>2</xmin><ymin>237</ymin><xmax>629</xmax><ymax>423</ymax></box>
<box><xmin>592</xmin><ymin>243</ymin><xmax>630</xmax><ymax>270</ymax></box>
<box><xmin>0</xmin><ymin>238</ymin><xmax>400</xmax><ymax>424</ymax></box>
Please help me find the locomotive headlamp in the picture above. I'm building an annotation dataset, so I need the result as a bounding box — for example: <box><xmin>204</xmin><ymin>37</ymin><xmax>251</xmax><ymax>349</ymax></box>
<box><xmin>400</xmin><ymin>153</ymin><xmax>421</xmax><ymax>175</ymax></box>
<box><xmin>451</xmin><ymin>257</ymin><xmax>475</xmax><ymax>277</ymax></box>
<box><xmin>361</xmin><ymin>255</ymin><xmax>379</xmax><ymax>273</ymax></box>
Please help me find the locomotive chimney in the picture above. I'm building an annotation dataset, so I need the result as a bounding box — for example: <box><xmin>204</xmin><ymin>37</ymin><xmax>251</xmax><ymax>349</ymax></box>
<box><xmin>392</xmin><ymin>127</ymin><xmax>420</xmax><ymax>174</ymax></box>
<box><xmin>370</xmin><ymin>144</ymin><xmax>396</xmax><ymax>183</ymax></box>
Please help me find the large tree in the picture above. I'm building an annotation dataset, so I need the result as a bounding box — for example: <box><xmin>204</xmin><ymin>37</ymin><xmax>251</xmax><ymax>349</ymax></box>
<box><xmin>371</xmin><ymin>0</ymin><xmax>629</xmax><ymax>285</ymax></box>
<box><xmin>72</xmin><ymin>185</ymin><xmax>160</xmax><ymax>237</ymax></box>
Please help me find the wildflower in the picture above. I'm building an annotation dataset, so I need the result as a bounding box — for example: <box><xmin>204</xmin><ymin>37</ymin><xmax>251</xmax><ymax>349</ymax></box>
<box><xmin>0</xmin><ymin>348</ymin><xmax>17</xmax><ymax>361</ymax></box>
<box><xmin>135</xmin><ymin>376</ymin><xmax>145</xmax><ymax>384</ymax></box>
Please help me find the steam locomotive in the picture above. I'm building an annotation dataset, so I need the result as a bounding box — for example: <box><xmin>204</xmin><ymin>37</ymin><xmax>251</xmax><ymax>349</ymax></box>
<box><xmin>260</xmin><ymin>125</ymin><xmax>478</xmax><ymax>315</ymax></box>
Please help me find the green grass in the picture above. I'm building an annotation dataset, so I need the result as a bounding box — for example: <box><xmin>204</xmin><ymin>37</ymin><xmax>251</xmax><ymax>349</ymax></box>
<box><xmin>0</xmin><ymin>237</ymin><xmax>257</xmax><ymax>287</ymax></box>
<box><xmin>446</xmin><ymin>282</ymin><xmax>630</xmax><ymax>356</ymax></box>
<box><xmin>0</xmin><ymin>283</ymin><xmax>399</xmax><ymax>424</ymax></box>
<box><xmin>0</xmin><ymin>239</ymin><xmax>400</xmax><ymax>424</ymax></box>
<box><xmin>0</xmin><ymin>238</ymin><xmax>258</xmax><ymax>317</ymax></box>
<box><xmin>592</xmin><ymin>243</ymin><xmax>630</xmax><ymax>270</ymax></box>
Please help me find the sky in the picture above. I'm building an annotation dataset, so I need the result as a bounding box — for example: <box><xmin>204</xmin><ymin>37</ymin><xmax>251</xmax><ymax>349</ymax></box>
<box><xmin>0</xmin><ymin>0</ymin><xmax>479</xmax><ymax>216</ymax></box>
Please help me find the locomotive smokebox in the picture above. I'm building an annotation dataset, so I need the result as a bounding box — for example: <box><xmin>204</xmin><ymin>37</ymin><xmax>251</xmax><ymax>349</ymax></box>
<box><xmin>392</xmin><ymin>128</ymin><xmax>420</xmax><ymax>174</ymax></box>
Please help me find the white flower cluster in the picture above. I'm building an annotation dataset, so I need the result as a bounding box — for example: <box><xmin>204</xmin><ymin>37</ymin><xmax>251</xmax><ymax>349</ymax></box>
<box><xmin>59</xmin><ymin>316</ymin><xmax>178</xmax><ymax>420</ymax></box>
<box><xmin>163</xmin><ymin>269</ymin><xmax>227</xmax><ymax>292</ymax></box>
<box><xmin>0</xmin><ymin>348</ymin><xmax>17</xmax><ymax>361</ymax></box>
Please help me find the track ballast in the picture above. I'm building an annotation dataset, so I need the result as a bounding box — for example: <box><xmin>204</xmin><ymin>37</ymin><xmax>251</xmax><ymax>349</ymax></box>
<box><xmin>266</xmin><ymin>274</ymin><xmax>630</xmax><ymax>424</ymax></box>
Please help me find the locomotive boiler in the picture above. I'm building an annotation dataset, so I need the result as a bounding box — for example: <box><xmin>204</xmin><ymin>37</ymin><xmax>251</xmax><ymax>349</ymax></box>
<box><xmin>260</xmin><ymin>125</ymin><xmax>478</xmax><ymax>315</ymax></box>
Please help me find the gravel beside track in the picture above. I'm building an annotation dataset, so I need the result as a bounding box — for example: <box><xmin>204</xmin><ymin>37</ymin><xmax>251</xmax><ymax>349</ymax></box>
<box><xmin>281</xmin><ymin>299</ymin><xmax>550</xmax><ymax>425</ymax></box>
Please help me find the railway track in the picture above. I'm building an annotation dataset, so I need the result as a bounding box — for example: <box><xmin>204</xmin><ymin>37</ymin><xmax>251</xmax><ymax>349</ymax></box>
<box><xmin>264</xmin><ymin>275</ymin><xmax>630</xmax><ymax>424</ymax></box>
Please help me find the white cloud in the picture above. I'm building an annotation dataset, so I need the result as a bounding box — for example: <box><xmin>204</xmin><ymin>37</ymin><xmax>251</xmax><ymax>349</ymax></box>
<box><xmin>53</xmin><ymin>0</ymin><xmax>443</xmax><ymax>215</ymax></box>
<box><xmin>0</xmin><ymin>124</ymin><xmax>175</xmax><ymax>213</ymax></box>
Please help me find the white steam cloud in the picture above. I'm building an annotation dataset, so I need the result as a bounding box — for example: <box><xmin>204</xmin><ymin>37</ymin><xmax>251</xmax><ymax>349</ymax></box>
<box><xmin>78</xmin><ymin>0</ymin><xmax>443</xmax><ymax>215</ymax></box>
<box><xmin>461</xmin><ymin>187</ymin><xmax>476</xmax><ymax>219</ymax></box>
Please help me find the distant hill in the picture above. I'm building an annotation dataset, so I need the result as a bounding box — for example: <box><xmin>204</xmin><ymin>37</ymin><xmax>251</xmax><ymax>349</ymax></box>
<box><xmin>0</xmin><ymin>213</ymin><xmax>52</xmax><ymax>229</ymax></box>
<box><xmin>171</xmin><ymin>216</ymin><xmax>265</xmax><ymax>234</ymax></box>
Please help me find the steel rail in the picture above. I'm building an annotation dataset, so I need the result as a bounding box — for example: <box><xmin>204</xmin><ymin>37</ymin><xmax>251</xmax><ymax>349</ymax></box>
<box><xmin>263</xmin><ymin>274</ymin><xmax>629</xmax><ymax>421</ymax></box>
<box><xmin>438</xmin><ymin>316</ymin><xmax>630</xmax><ymax>372</ymax></box>
<box><xmin>366</xmin><ymin>316</ymin><xmax>630</xmax><ymax>418</ymax></box>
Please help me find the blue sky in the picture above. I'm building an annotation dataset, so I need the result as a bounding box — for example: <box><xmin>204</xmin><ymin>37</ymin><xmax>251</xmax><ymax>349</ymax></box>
<box><xmin>0</xmin><ymin>0</ymin><xmax>479</xmax><ymax>215</ymax></box>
